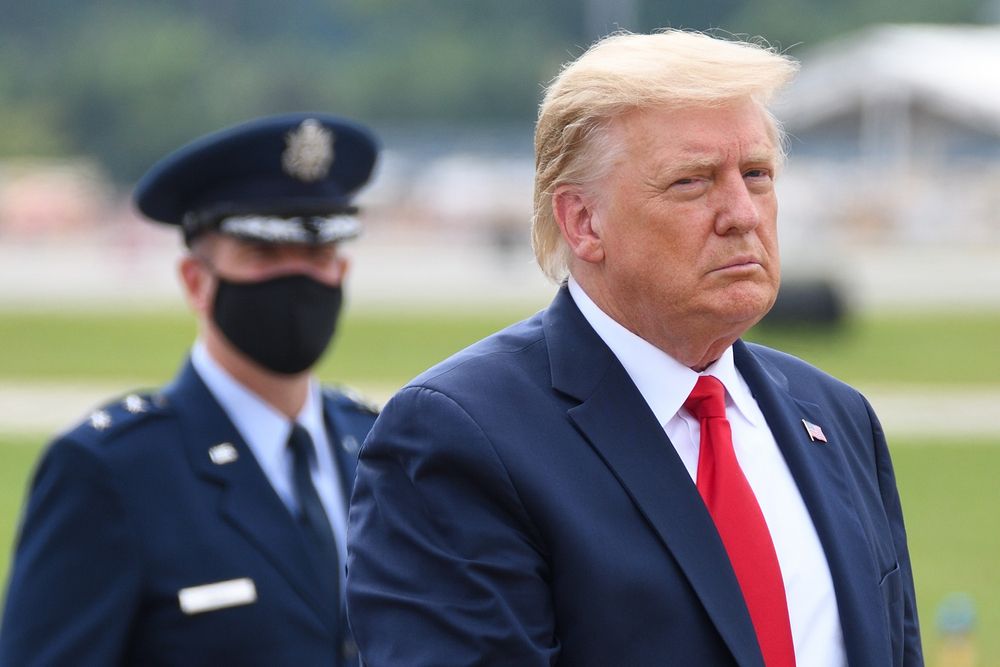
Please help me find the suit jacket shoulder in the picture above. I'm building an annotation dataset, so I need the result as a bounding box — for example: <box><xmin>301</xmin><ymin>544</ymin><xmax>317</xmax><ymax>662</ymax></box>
<box><xmin>405</xmin><ymin>309</ymin><xmax>548</xmax><ymax>401</ymax></box>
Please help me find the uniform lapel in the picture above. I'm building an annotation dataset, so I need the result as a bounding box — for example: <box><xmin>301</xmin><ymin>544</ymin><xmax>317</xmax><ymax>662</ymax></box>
<box><xmin>164</xmin><ymin>361</ymin><xmax>340</xmax><ymax>633</ymax></box>
<box><xmin>734</xmin><ymin>341</ymin><xmax>891</xmax><ymax>665</ymax></box>
<box><xmin>322</xmin><ymin>392</ymin><xmax>362</xmax><ymax>632</ymax></box>
<box><xmin>322</xmin><ymin>393</ymin><xmax>361</xmax><ymax>505</ymax></box>
<box><xmin>544</xmin><ymin>289</ymin><xmax>764</xmax><ymax>667</ymax></box>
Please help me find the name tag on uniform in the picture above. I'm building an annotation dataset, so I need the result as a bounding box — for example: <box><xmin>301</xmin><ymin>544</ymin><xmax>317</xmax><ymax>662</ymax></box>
<box><xmin>178</xmin><ymin>578</ymin><xmax>257</xmax><ymax>615</ymax></box>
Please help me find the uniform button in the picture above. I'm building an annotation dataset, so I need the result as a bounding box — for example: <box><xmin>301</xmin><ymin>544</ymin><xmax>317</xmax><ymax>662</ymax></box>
<box><xmin>342</xmin><ymin>638</ymin><xmax>358</xmax><ymax>659</ymax></box>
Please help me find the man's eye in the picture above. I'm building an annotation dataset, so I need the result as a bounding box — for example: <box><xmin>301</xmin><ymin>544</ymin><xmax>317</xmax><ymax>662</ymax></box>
<box><xmin>671</xmin><ymin>176</ymin><xmax>705</xmax><ymax>188</ymax></box>
<box><xmin>744</xmin><ymin>169</ymin><xmax>772</xmax><ymax>179</ymax></box>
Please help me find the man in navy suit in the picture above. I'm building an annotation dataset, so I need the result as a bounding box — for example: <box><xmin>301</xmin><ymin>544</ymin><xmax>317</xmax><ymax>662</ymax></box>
<box><xmin>346</xmin><ymin>31</ymin><xmax>922</xmax><ymax>666</ymax></box>
<box><xmin>1</xmin><ymin>113</ymin><xmax>380</xmax><ymax>666</ymax></box>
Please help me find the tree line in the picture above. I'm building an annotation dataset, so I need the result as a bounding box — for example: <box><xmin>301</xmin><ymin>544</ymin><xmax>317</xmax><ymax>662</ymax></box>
<box><xmin>0</xmin><ymin>0</ymin><xmax>989</xmax><ymax>182</ymax></box>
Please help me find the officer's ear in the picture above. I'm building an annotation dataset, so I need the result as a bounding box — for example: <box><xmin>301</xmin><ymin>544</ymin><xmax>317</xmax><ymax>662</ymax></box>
<box><xmin>337</xmin><ymin>254</ymin><xmax>351</xmax><ymax>284</ymax></box>
<box><xmin>178</xmin><ymin>244</ymin><xmax>216</xmax><ymax>316</ymax></box>
<box><xmin>552</xmin><ymin>184</ymin><xmax>605</xmax><ymax>265</ymax></box>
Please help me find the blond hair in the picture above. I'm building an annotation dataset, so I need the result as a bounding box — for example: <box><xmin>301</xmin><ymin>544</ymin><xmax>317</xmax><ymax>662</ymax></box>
<box><xmin>532</xmin><ymin>30</ymin><xmax>799</xmax><ymax>282</ymax></box>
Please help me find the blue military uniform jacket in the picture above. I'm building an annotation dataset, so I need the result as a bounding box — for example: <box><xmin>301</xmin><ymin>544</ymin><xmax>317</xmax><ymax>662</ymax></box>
<box><xmin>1</xmin><ymin>360</ymin><xmax>377</xmax><ymax>667</ymax></box>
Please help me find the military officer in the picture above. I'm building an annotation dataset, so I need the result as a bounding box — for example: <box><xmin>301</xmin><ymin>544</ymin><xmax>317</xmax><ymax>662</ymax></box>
<box><xmin>1</xmin><ymin>113</ymin><xmax>380</xmax><ymax>666</ymax></box>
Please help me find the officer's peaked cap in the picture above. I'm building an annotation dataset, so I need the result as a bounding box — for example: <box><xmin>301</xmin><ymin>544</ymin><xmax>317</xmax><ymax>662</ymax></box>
<box><xmin>133</xmin><ymin>112</ymin><xmax>378</xmax><ymax>245</ymax></box>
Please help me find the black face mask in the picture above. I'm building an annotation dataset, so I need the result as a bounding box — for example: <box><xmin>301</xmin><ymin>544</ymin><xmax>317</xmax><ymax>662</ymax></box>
<box><xmin>211</xmin><ymin>273</ymin><xmax>343</xmax><ymax>375</ymax></box>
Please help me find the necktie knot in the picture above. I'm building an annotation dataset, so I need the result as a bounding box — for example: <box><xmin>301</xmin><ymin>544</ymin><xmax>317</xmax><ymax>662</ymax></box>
<box><xmin>288</xmin><ymin>423</ymin><xmax>317</xmax><ymax>468</ymax></box>
<box><xmin>684</xmin><ymin>375</ymin><xmax>727</xmax><ymax>420</ymax></box>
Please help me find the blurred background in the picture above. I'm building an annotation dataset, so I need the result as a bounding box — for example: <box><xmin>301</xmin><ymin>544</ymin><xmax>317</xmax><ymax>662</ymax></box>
<box><xmin>1</xmin><ymin>1</ymin><xmax>999</xmax><ymax>663</ymax></box>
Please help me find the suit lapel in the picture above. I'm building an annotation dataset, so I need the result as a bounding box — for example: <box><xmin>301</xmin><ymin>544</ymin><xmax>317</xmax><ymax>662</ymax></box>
<box><xmin>164</xmin><ymin>361</ymin><xmax>339</xmax><ymax>633</ymax></box>
<box><xmin>545</xmin><ymin>289</ymin><xmax>764</xmax><ymax>667</ymax></box>
<box><xmin>735</xmin><ymin>341</ymin><xmax>891</xmax><ymax>665</ymax></box>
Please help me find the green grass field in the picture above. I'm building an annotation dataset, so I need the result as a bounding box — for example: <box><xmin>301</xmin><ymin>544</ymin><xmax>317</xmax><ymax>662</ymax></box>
<box><xmin>2</xmin><ymin>308</ymin><xmax>1000</xmax><ymax>386</ymax></box>
<box><xmin>2</xmin><ymin>307</ymin><xmax>999</xmax><ymax>661</ymax></box>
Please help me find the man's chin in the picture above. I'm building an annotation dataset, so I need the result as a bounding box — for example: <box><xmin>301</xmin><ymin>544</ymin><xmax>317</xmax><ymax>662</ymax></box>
<box><xmin>711</xmin><ymin>287</ymin><xmax>776</xmax><ymax>330</ymax></box>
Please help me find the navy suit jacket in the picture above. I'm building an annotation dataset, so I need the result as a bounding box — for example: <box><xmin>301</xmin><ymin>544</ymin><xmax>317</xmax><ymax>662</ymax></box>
<box><xmin>347</xmin><ymin>287</ymin><xmax>921</xmax><ymax>666</ymax></box>
<box><xmin>1</xmin><ymin>361</ymin><xmax>377</xmax><ymax>667</ymax></box>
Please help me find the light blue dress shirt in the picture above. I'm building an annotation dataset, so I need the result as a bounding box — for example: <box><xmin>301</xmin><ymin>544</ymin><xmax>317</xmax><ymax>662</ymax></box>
<box><xmin>191</xmin><ymin>341</ymin><xmax>349</xmax><ymax>585</ymax></box>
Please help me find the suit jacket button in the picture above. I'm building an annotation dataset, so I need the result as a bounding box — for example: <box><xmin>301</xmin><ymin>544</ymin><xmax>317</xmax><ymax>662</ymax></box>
<box><xmin>342</xmin><ymin>638</ymin><xmax>358</xmax><ymax>659</ymax></box>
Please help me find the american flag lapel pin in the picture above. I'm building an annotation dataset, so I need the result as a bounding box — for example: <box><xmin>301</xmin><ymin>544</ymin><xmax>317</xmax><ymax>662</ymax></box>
<box><xmin>801</xmin><ymin>419</ymin><xmax>828</xmax><ymax>443</ymax></box>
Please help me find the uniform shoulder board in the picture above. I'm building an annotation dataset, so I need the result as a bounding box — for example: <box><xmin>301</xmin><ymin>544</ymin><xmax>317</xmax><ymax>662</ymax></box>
<box><xmin>324</xmin><ymin>385</ymin><xmax>381</xmax><ymax>416</ymax></box>
<box><xmin>75</xmin><ymin>390</ymin><xmax>169</xmax><ymax>441</ymax></box>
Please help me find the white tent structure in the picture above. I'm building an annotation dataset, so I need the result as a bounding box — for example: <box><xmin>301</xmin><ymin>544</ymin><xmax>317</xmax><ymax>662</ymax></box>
<box><xmin>765</xmin><ymin>24</ymin><xmax>1000</xmax><ymax>312</ymax></box>
<box><xmin>771</xmin><ymin>24</ymin><xmax>1000</xmax><ymax>252</ymax></box>
<box><xmin>776</xmin><ymin>23</ymin><xmax>1000</xmax><ymax>167</ymax></box>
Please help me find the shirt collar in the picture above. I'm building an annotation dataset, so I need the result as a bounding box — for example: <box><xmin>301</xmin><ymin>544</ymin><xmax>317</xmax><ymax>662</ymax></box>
<box><xmin>701</xmin><ymin>347</ymin><xmax>764</xmax><ymax>428</ymax></box>
<box><xmin>191</xmin><ymin>340</ymin><xmax>326</xmax><ymax>465</ymax></box>
<box><xmin>567</xmin><ymin>277</ymin><xmax>762</xmax><ymax>427</ymax></box>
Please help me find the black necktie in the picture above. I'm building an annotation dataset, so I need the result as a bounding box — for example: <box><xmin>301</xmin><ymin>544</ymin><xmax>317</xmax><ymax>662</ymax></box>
<box><xmin>287</xmin><ymin>423</ymin><xmax>341</xmax><ymax>616</ymax></box>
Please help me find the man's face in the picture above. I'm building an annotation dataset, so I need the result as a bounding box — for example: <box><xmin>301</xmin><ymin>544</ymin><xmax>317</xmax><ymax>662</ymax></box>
<box><xmin>586</xmin><ymin>99</ymin><xmax>781</xmax><ymax>348</ymax></box>
<box><xmin>183</xmin><ymin>234</ymin><xmax>347</xmax><ymax>320</ymax></box>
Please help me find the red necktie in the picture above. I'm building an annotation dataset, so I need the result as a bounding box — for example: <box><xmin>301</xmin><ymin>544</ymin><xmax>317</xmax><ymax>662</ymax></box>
<box><xmin>685</xmin><ymin>375</ymin><xmax>796</xmax><ymax>667</ymax></box>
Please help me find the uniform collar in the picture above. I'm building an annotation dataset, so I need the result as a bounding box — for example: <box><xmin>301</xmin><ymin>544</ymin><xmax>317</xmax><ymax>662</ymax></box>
<box><xmin>191</xmin><ymin>341</ymin><xmax>326</xmax><ymax>469</ymax></box>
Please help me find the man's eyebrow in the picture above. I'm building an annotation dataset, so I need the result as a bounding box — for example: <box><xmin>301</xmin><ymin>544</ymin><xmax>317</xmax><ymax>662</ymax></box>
<box><xmin>744</xmin><ymin>148</ymin><xmax>778</xmax><ymax>164</ymax></box>
<box><xmin>657</xmin><ymin>155</ymin><xmax>721</xmax><ymax>177</ymax></box>
<box><xmin>671</xmin><ymin>156</ymin><xmax>720</xmax><ymax>171</ymax></box>
<box><xmin>655</xmin><ymin>145</ymin><xmax>778</xmax><ymax>178</ymax></box>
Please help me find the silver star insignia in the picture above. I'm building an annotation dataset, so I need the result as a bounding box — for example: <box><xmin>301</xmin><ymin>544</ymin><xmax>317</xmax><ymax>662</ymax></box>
<box><xmin>123</xmin><ymin>394</ymin><xmax>147</xmax><ymax>414</ymax></box>
<box><xmin>89</xmin><ymin>410</ymin><xmax>112</xmax><ymax>431</ymax></box>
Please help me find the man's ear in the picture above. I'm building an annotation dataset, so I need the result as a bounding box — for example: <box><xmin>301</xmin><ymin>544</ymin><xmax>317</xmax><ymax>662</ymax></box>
<box><xmin>552</xmin><ymin>185</ymin><xmax>605</xmax><ymax>264</ymax></box>
<box><xmin>178</xmin><ymin>255</ymin><xmax>213</xmax><ymax>315</ymax></box>
<box><xmin>337</xmin><ymin>255</ymin><xmax>351</xmax><ymax>284</ymax></box>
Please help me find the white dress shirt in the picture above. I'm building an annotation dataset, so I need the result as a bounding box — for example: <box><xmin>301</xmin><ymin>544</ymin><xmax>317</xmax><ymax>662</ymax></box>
<box><xmin>191</xmin><ymin>341</ymin><xmax>350</xmax><ymax>584</ymax></box>
<box><xmin>568</xmin><ymin>278</ymin><xmax>846</xmax><ymax>666</ymax></box>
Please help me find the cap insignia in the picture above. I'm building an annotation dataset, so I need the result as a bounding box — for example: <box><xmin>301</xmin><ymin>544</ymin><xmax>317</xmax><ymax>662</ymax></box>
<box><xmin>282</xmin><ymin>119</ymin><xmax>335</xmax><ymax>182</ymax></box>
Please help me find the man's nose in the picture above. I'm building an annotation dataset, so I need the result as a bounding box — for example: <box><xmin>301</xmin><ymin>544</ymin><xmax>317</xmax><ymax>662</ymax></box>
<box><xmin>712</xmin><ymin>175</ymin><xmax>762</xmax><ymax>235</ymax></box>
